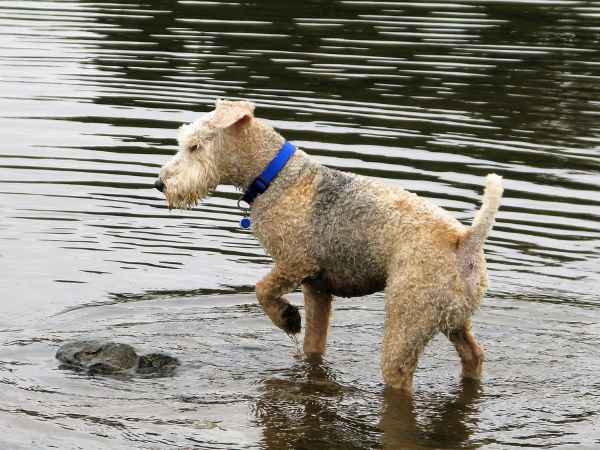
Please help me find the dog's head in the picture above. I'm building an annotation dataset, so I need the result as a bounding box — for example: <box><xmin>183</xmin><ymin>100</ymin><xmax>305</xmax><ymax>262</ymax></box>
<box><xmin>155</xmin><ymin>99</ymin><xmax>255</xmax><ymax>209</ymax></box>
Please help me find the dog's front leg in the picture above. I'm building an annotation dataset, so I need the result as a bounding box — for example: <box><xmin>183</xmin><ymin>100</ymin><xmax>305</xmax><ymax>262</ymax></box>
<box><xmin>256</xmin><ymin>265</ymin><xmax>303</xmax><ymax>335</ymax></box>
<box><xmin>302</xmin><ymin>282</ymin><xmax>332</xmax><ymax>356</ymax></box>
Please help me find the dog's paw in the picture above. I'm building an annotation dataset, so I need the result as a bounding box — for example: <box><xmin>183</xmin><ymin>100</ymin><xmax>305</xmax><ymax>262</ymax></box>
<box><xmin>281</xmin><ymin>304</ymin><xmax>301</xmax><ymax>334</ymax></box>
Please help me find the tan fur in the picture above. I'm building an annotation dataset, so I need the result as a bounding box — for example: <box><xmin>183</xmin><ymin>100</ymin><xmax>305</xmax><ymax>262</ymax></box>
<box><xmin>156</xmin><ymin>99</ymin><xmax>503</xmax><ymax>393</ymax></box>
<box><xmin>302</xmin><ymin>283</ymin><xmax>332</xmax><ymax>355</ymax></box>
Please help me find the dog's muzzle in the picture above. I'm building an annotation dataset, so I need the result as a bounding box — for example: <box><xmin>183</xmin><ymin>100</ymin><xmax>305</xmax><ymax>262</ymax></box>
<box><xmin>154</xmin><ymin>178</ymin><xmax>165</xmax><ymax>192</ymax></box>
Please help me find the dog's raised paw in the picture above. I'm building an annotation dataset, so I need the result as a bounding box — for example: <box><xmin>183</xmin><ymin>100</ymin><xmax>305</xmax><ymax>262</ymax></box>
<box><xmin>281</xmin><ymin>304</ymin><xmax>301</xmax><ymax>334</ymax></box>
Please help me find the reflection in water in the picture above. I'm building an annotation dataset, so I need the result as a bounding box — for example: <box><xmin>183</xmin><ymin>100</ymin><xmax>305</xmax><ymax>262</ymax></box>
<box><xmin>255</xmin><ymin>357</ymin><xmax>482</xmax><ymax>450</ymax></box>
<box><xmin>255</xmin><ymin>359</ymin><xmax>374</xmax><ymax>450</ymax></box>
<box><xmin>382</xmin><ymin>382</ymin><xmax>481</xmax><ymax>450</ymax></box>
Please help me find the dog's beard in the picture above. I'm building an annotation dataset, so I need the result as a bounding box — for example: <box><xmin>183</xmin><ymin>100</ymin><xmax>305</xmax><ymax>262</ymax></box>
<box><xmin>162</xmin><ymin>161</ymin><xmax>219</xmax><ymax>210</ymax></box>
<box><xmin>164</xmin><ymin>187</ymin><xmax>203</xmax><ymax>210</ymax></box>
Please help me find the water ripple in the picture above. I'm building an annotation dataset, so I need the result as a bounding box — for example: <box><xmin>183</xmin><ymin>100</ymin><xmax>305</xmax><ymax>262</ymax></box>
<box><xmin>1</xmin><ymin>0</ymin><xmax>599</xmax><ymax>448</ymax></box>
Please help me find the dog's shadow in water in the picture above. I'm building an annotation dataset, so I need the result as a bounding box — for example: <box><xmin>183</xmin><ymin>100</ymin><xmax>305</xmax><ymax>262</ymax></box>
<box><xmin>254</xmin><ymin>357</ymin><xmax>482</xmax><ymax>450</ymax></box>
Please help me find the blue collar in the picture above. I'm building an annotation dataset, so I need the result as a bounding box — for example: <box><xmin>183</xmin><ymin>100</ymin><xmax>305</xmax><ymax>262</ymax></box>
<box><xmin>241</xmin><ymin>141</ymin><xmax>296</xmax><ymax>205</ymax></box>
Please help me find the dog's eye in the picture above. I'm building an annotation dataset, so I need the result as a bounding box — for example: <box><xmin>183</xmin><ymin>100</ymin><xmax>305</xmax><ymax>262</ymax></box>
<box><xmin>190</xmin><ymin>144</ymin><xmax>202</xmax><ymax>153</ymax></box>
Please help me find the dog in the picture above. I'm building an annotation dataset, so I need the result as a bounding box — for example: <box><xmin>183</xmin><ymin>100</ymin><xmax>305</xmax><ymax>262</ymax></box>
<box><xmin>155</xmin><ymin>99</ymin><xmax>503</xmax><ymax>392</ymax></box>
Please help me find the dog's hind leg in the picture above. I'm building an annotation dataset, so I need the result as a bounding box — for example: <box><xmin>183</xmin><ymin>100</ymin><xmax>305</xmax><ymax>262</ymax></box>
<box><xmin>256</xmin><ymin>264</ymin><xmax>308</xmax><ymax>335</ymax></box>
<box><xmin>447</xmin><ymin>321</ymin><xmax>484</xmax><ymax>380</ymax></box>
<box><xmin>381</xmin><ymin>275</ymin><xmax>439</xmax><ymax>393</ymax></box>
<box><xmin>301</xmin><ymin>282</ymin><xmax>332</xmax><ymax>356</ymax></box>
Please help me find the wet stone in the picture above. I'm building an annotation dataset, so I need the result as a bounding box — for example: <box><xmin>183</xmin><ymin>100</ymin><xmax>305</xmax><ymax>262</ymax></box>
<box><xmin>137</xmin><ymin>353</ymin><xmax>179</xmax><ymax>375</ymax></box>
<box><xmin>56</xmin><ymin>340</ymin><xmax>179</xmax><ymax>376</ymax></box>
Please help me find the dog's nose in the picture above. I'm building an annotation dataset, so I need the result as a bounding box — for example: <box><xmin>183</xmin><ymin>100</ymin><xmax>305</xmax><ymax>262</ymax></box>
<box><xmin>154</xmin><ymin>178</ymin><xmax>165</xmax><ymax>193</ymax></box>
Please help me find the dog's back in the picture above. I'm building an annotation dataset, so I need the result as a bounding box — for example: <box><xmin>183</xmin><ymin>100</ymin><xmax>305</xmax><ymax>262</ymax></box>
<box><xmin>253</xmin><ymin>151</ymin><xmax>501</xmax><ymax>307</ymax></box>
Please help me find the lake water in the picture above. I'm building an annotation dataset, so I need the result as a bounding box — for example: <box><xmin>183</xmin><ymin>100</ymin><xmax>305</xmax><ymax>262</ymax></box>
<box><xmin>1</xmin><ymin>1</ymin><xmax>599</xmax><ymax>449</ymax></box>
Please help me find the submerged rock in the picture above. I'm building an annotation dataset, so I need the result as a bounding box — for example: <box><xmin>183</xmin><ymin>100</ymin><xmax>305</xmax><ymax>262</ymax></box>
<box><xmin>56</xmin><ymin>340</ymin><xmax>179</xmax><ymax>376</ymax></box>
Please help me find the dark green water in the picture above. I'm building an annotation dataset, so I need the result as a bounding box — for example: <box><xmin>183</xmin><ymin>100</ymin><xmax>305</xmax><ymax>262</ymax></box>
<box><xmin>1</xmin><ymin>1</ymin><xmax>599</xmax><ymax>448</ymax></box>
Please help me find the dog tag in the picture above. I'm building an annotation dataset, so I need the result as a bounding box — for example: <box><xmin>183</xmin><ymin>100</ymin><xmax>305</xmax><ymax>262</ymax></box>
<box><xmin>240</xmin><ymin>217</ymin><xmax>251</xmax><ymax>229</ymax></box>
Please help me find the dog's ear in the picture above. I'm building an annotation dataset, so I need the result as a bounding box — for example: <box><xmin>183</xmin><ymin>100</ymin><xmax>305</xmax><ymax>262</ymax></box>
<box><xmin>211</xmin><ymin>99</ymin><xmax>255</xmax><ymax>129</ymax></box>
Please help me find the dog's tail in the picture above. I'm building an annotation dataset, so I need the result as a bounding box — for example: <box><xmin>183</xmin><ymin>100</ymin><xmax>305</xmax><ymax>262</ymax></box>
<box><xmin>463</xmin><ymin>174</ymin><xmax>503</xmax><ymax>251</ymax></box>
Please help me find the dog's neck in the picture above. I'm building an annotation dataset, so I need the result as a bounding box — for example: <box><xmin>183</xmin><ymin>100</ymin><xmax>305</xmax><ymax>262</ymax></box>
<box><xmin>220</xmin><ymin>119</ymin><xmax>286</xmax><ymax>190</ymax></box>
<box><xmin>241</xmin><ymin>141</ymin><xmax>296</xmax><ymax>205</ymax></box>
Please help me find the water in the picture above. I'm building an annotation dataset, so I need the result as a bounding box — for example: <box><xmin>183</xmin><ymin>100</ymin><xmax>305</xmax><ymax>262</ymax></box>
<box><xmin>1</xmin><ymin>0</ymin><xmax>599</xmax><ymax>448</ymax></box>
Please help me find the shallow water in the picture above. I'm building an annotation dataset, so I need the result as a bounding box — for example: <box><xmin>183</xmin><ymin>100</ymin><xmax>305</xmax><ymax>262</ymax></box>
<box><xmin>1</xmin><ymin>1</ymin><xmax>599</xmax><ymax>448</ymax></box>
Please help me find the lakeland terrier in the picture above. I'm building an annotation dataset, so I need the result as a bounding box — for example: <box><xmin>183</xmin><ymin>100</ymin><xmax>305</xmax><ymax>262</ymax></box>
<box><xmin>155</xmin><ymin>99</ymin><xmax>503</xmax><ymax>393</ymax></box>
